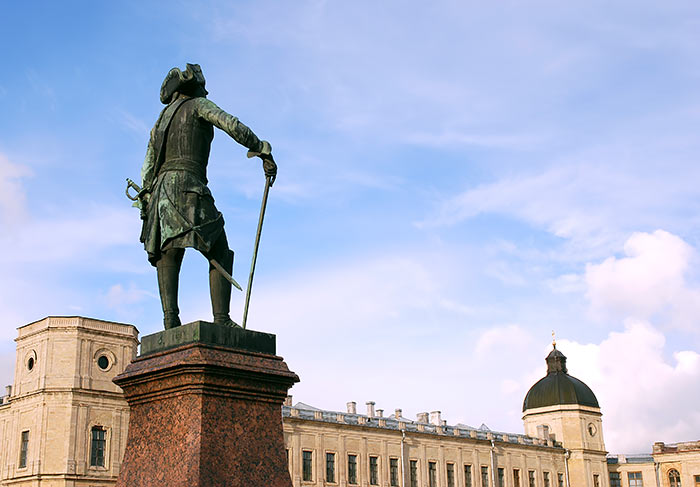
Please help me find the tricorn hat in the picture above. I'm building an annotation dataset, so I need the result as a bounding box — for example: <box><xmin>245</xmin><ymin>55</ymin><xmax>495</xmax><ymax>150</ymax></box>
<box><xmin>160</xmin><ymin>63</ymin><xmax>208</xmax><ymax>104</ymax></box>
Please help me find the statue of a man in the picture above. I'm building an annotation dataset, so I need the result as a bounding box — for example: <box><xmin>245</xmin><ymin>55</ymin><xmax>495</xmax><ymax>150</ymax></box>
<box><xmin>138</xmin><ymin>64</ymin><xmax>276</xmax><ymax>329</ymax></box>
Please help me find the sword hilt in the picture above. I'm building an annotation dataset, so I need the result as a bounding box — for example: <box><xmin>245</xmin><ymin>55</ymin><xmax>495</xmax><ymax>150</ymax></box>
<box><xmin>125</xmin><ymin>178</ymin><xmax>142</xmax><ymax>201</ymax></box>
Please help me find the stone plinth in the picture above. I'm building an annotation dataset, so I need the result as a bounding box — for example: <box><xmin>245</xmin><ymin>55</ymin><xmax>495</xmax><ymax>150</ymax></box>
<box><xmin>113</xmin><ymin>321</ymin><xmax>299</xmax><ymax>487</ymax></box>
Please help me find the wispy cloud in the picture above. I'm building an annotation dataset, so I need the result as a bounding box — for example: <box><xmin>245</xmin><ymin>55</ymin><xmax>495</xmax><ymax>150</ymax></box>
<box><xmin>0</xmin><ymin>205</ymin><xmax>137</xmax><ymax>264</ymax></box>
<box><xmin>105</xmin><ymin>283</ymin><xmax>155</xmax><ymax>309</ymax></box>
<box><xmin>116</xmin><ymin>109</ymin><xmax>150</xmax><ymax>139</ymax></box>
<box><xmin>0</xmin><ymin>153</ymin><xmax>32</xmax><ymax>226</ymax></box>
<box><xmin>419</xmin><ymin>160</ymin><xmax>700</xmax><ymax>261</ymax></box>
<box><xmin>25</xmin><ymin>69</ymin><xmax>56</xmax><ymax>110</ymax></box>
<box><xmin>401</xmin><ymin>131</ymin><xmax>548</xmax><ymax>151</ymax></box>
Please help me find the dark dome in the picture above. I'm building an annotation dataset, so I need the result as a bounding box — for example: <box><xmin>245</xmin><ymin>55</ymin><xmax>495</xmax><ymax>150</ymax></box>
<box><xmin>522</xmin><ymin>346</ymin><xmax>599</xmax><ymax>412</ymax></box>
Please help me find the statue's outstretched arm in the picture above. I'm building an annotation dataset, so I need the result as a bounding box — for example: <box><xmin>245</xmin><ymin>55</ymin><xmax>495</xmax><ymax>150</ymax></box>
<box><xmin>194</xmin><ymin>98</ymin><xmax>270</xmax><ymax>155</ymax></box>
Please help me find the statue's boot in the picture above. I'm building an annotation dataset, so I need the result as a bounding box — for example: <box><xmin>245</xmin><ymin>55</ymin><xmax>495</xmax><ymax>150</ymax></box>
<box><xmin>210</xmin><ymin>249</ymin><xmax>237</xmax><ymax>327</ymax></box>
<box><xmin>157</xmin><ymin>249</ymin><xmax>184</xmax><ymax>329</ymax></box>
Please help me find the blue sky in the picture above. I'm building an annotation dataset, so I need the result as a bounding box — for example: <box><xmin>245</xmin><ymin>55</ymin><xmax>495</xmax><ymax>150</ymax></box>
<box><xmin>2</xmin><ymin>0</ymin><xmax>700</xmax><ymax>453</ymax></box>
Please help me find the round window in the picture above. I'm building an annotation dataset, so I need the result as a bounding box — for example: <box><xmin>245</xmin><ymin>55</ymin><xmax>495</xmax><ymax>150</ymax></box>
<box><xmin>97</xmin><ymin>355</ymin><xmax>110</xmax><ymax>370</ymax></box>
<box><xmin>27</xmin><ymin>357</ymin><xmax>34</xmax><ymax>371</ymax></box>
<box><xmin>588</xmin><ymin>423</ymin><xmax>597</xmax><ymax>436</ymax></box>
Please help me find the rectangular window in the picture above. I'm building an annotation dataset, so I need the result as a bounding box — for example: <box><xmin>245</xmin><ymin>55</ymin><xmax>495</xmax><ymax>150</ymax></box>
<box><xmin>694</xmin><ymin>475</ymin><xmax>700</xmax><ymax>487</ymax></box>
<box><xmin>370</xmin><ymin>456</ymin><xmax>379</xmax><ymax>486</ymax></box>
<box><xmin>609</xmin><ymin>473</ymin><xmax>621</xmax><ymax>487</ymax></box>
<box><xmin>544</xmin><ymin>472</ymin><xmax>550</xmax><ymax>487</ymax></box>
<box><xmin>348</xmin><ymin>454</ymin><xmax>358</xmax><ymax>485</ymax></box>
<box><xmin>411</xmin><ymin>460</ymin><xmax>419</xmax><ymax>487</ymax></box>
<box><xmin>628</xmin><ymin>472</ymin><xmax>643</xmax><ymax>487</ymax></box>
<box><xmin>593</xmin><ymin>474</ymin><xmax>600</xmax><ymax>487</ymax></box>
<box><xmin>429</xmin><ymin>461</ymin><xmax>437</xmax><ymax>487</ymax></box>
<box><xmin>514</xmin><ymin>469</ymin><xmax>521</xmax><ymax>487</ymax></box>
<box><xmin>557</xmin><ymin>473</ymin><xmax>563</xmax><ymax>487</ymax></box>
<box><xmin>19</xmin><ymin>431</ymin><xmax>29</xmax><ymax>468</ymax></box>
<box><xmin>391</xmin><ymin>458</ymin><xmax>400</xmax><ymax>487</ymax></box>
<box><xmin>326</xmin><ymin>452</ymin><xmax>336</xmax><ymax>483</ymax></box>
<box><xmin>302</xmin><ymin>450</ymin><xmax>313</xmax><ymax>482</ymax></box>
<box><xmin>498</xmin><ymin>468</ymin><xmax>505</xmax><ymax>487</ymax></box>
<box><xmin>90</xmin><ymin>427</ymin><xmax>106</xmax><ymax>467</ymax></box>
<box><xmin>482</xmin><ymin>466</ymin><xmax>489</xmax><ymax>487</ymax></box>
<box><xmin>529</xmin><ymin>471</ymin><xmax>536</xmax><ymax>487</ymax></box>
<box><xmin>448</xmin><ymin>463</ymin><xmax>456</xmax><ymax>487</ymax></box>
<box><xmin>465</xmin><ymin>465</ymin><xmax>473</xmax><ymax>487</ymax></box>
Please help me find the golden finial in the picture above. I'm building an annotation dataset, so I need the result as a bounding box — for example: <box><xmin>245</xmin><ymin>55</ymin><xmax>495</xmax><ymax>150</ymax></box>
<box><xmin>552</xmin><ymin>330</ymin><xmax>556</xmax><ymax>348</ymax></box>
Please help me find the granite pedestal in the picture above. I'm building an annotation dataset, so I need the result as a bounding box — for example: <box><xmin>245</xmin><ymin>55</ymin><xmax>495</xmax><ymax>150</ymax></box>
<box><xmin>113</xmin><ymin>321</ymin><xmax>299</xmax><ymax>487</ymax></box>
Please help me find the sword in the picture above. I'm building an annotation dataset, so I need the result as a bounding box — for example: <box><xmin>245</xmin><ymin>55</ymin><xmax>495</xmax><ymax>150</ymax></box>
<box><xmin>242</xmin><ymin>175</ymin><xmax>272</xmax><ymax>329</ymax></box>
<box><xmin>209</xmin><ymin>258</ymin><xmax>243</xmax><ymax>291</ymax></box>
<box><xmin>124</xmin><ymin>178</ymin><xmax>242</xmax><ymax>292</ymax></box>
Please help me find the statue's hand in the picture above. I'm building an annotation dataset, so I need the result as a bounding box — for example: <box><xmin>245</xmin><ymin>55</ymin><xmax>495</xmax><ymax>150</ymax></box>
<box><xmin>138</xmin><ymin>190</ymin><xmax>150</xmax><ymax>220</ymax></box>
<box><xmin>262</xmin><ymin>154</ymin><xmax>277</xmax><ymax>187</ymax></box>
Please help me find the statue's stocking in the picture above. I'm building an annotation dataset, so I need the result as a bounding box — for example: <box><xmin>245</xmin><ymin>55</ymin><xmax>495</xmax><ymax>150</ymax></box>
<box><xmin>208</xmin><ymin>235</ymin><xmax>234</xmax><ymax>326</ymax></box>
<box><xmin>157</xmin><ymin>248</ymin><xmax>185</xmax><ymax>329</ymax></box>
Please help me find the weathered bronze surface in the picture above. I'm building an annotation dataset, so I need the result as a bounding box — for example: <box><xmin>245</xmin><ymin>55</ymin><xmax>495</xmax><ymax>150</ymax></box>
<box><xmin>139</xmin><ymin>320</ymin><xmax>276</xmax><ymax>356</ymax></box>
<box><xmin>132</xmin><ymin>64</ymin><xmax>276</xmax><ymax>330</ymax></box>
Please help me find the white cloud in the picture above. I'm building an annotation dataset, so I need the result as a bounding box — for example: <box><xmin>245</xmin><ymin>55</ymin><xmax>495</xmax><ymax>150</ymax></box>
<box><xmin>0</xmin><ymin>203</ymin><xmax>146</xmax><ymax>351</ymax></box>
<box><xmin>484</xmin><ymin>261</ymin><xmax>528</xmax><ymax>287</ymax></box>
<box><xmin>475</xmin><ymin>324</ymin><xmax>534</xmax><ymax>360</ymax></box>
<box><xmin>421</xmin><ymin>159</ymin><xmax>700</xmax><ymax>264</ymax></box>
<box><xmin>533</xmin><ymin>231</ymin><xmax>700</xmax><ymax>451</ymax></box>
<box><xmin>547</xmin><ymin>273</ymin><xmax>585</xmax><ymax>294</ymax></box>
<box><xmin>243</xmin><ymin>252</ymin><xmax>446</xmax><ymax>335</ymax></box>
<box><xmin>401</xmin><ymin>130</ymin><xmax>547</xmax><ymax>151</ymax></box>
<box><xmin>0</xmin><ymin>205</ymin><xmax>138</xmax><ymax>265</ymax></box>
<box><xmin>0</xmin><ymin>153</ymin><xmax>32</xmax><ymax>226</ymax></box>
<box><xmin>553</xmin><ymin>322</ymin><xmax>700</xmax><ymax>453</ymax></box>
<box><xmin>105</xmin><ymin>283</ymin><xmax>155</xmax><ymax>309</ymax></box>
<box><xmin>421</xmin><ymin>165</ymin><xmax>612</xmax><ymax>237</ymax></box>
<box><xmin>585</xmin><ymin>230</ymin><xmax>700</xmax><ymax>329</ymax></box>
<box><xmin>117</xmin><ymin>109</ymin><xmax>150</xmax><ymax>139</ymax></box>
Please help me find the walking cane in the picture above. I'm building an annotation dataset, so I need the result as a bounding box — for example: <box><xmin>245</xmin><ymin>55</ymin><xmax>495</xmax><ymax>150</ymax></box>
<box><xmin>242</xmin><ymin>175</ymin><xmax>272</xmax><ymax>329</ymax></box>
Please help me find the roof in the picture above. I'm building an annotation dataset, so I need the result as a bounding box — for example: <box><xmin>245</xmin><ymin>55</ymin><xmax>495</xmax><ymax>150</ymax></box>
<box><xmin>522</xmin><ymin>346</ymin><xmax>599</xmax><ymax>411</ymax></box>
<box><xmin>283</xmin><ymin>402</ymin><xmax>564</xmax><ymax>451</ymax></box>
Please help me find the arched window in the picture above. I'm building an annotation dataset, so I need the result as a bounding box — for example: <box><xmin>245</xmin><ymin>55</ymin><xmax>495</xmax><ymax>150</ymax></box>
<box><xmin>669</xmin><ymin>469</ymin><xmax>681</xmax><ymax>487</ymax></box>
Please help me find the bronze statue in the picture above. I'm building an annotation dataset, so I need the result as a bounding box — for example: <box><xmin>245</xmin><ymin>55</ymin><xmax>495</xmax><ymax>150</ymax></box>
<box><xmin>130</xmin><ymin>64</ymin><xmax>276</xmax><ymax>330</ymax></box>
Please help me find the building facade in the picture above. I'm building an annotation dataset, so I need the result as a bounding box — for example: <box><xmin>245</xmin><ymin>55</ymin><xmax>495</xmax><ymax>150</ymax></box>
<box><xmin>282</xmin><ymin>400</ymin><xmax>567</xmax><ymax>487</ymax></box>
<box><xmin>0</xmin><ymin>317</ymin><xmax>138</xmax><ymax>487</ymax></box>
<box><xmin>521</xmin><ymin>345</ymin><xmax>608</xmax><ymax>487</ymax></box>
<box><xmin>607</xmin><ymin>441</ymin><xmax>700</xmax><ymax>487</ymax></box>
<box><xmin>0</xmin><ymin>316</ymin><xmax>697</xmax><ymax>487</ymax></box>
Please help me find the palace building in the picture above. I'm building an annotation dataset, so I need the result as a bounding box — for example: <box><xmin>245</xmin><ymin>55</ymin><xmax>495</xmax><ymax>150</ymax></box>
<box><xmin>0</xmin><ymin>316</ymin><xmax>697</xmax><ymax>487</ymax></box>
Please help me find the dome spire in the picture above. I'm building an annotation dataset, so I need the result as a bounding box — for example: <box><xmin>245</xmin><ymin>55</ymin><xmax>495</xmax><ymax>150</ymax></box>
<box><xmin>522</xmin><ymin>337</ymin><xmax>599</xmax><ymax>411</ymax></box>
<box><xmin>546</xmin><ymin>340</ymin><xmax>567</xmax><ymax>374</ymax></box>
<box><xmin>552</xmin><ymin>330</ymin><xmax>556</xmax><ymax>348</ymax></box>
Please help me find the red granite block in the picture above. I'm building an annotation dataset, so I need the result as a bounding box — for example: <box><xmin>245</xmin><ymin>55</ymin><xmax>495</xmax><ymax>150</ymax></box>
<box><xmin>113</xmin><ymin>341</ymin><xmax>299</xmax><ymax>487</ymax></box>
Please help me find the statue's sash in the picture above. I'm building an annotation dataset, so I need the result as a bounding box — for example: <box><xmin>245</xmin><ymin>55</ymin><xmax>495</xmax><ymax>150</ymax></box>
<box><xmin>151</xmin><ymin>97</ymin><xmax>189</xmax><ymax>182</ymax></box>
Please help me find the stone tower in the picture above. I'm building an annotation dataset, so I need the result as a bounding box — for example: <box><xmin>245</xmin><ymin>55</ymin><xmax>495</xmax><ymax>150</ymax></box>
<box><xmin>0</xmin><ymin>316</ymin><xmax>138</xmax><ymax>486</ymax></box>
<box><xmin>522</xmin><ymin>344</ymin><xmax>608</xmax><ymax>487</ymax></box>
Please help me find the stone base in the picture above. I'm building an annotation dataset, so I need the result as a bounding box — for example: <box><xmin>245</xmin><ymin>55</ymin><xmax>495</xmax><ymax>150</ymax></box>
<box><xmin>113</xmin><ymin>322</ymin><xmax>299</xmax><ymax>487</ymax></box>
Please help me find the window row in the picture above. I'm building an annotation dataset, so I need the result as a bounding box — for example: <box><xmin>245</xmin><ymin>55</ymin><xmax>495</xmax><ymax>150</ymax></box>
<box><xmin>292</xmin><ymin>451</ymin><xmax>563</xmax><ymax>487</ymax></box>
<box><xmin>14</xmin><ymin>426</ymin><xmax>108</xmax><ymax>469</ymax></box>
<box><xmin>612</xmin><ymin>470</ymin><xmax>696</xmax><ymax>487</ymax></box>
